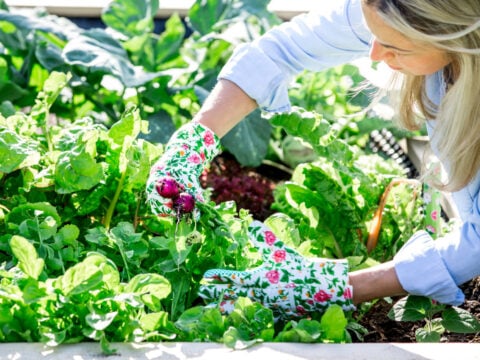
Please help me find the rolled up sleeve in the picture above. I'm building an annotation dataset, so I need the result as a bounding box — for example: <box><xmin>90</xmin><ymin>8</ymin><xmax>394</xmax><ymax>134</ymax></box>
<box><xmin>393</xmin><ymin>231</ymin><xmax>465</xmax><ymax>305</ymax></box>
<box><xmin>218</xmin><ymin>0</ymin><xmax>370</xmax><ymax>112</ymax></box>
<box><xmin>394</xmin><ymin>204</ymin><xmax>480</xmax><ymax>305</ymax></box>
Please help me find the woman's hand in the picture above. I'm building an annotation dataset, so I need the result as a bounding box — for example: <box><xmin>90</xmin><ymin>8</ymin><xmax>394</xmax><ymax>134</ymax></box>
<box><xmin>146</xmin><ymin>122</ymin><xmax>221</xmax><ymax>217</ymax></box>
<box><xmin>199</xmin><ymin>220</ymin><xmax>355</xmax><ymax>320</ymax></box>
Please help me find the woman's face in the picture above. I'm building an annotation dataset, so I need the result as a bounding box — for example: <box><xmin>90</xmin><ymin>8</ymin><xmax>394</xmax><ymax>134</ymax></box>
<box><xmin>361</xmin><ymin>2</ymin><xmax>451</xmax><ymax>75</ymax></box>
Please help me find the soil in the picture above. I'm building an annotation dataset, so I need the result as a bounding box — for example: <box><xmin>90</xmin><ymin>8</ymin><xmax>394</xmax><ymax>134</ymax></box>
<box><xmin>201</xmin><ymin>154</ymin><xmax>480</xmax><ymax>343</ymax></box>
<box><xmin>356</xmin><ymin>278</ymin><xmax>480</xmax><ymax>343</ymax></box>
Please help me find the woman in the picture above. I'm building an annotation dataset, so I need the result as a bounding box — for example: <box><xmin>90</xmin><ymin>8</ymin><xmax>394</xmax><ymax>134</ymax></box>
<box><xmin>146</xmin><ymin>0</ymin><xmax>480</xmax><ymax>318</ymax></box>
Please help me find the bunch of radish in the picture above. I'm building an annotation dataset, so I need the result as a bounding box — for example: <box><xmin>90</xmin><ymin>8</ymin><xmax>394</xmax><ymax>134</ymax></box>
<box><xmin>156</xmin><ymin>176</ymin><xmax>195</xmax><ymax>215</ymax></box>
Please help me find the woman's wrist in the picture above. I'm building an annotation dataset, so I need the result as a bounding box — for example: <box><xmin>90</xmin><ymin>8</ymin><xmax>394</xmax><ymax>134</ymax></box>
<box><xmin>348</xmin><ymin>260</ymin><xmax>406</xmax><ymax>304</ymax></box>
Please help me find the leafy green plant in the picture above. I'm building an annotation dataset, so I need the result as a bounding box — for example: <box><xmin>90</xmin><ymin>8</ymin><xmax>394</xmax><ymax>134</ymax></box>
<box><xmin>0</xmin><ymin>70</ymin><xmax>366</xmax><ymax>353</ymax></box>
<box><xmin>0</xmin><ymin>0</ymin><xmax>281</xmax><ymax>166</ymax></box>
<box><xmin>389</xmin><ymin>295</ymin><xmax>480</xmax><ymax>342</ymax></box>
<box><xmin>268</xmin><ymin>108</ymin><xmax>426</xmax><ymax>262</ymax></box>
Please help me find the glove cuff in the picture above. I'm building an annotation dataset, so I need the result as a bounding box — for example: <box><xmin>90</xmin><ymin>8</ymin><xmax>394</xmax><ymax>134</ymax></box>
<box><xmin>295</xmin><ymin>259</ymin><xmax>355</xmax><ymax>316</ymax></box>
<box><xmin>165</xmin><ymin>121</ymin><xmax>221</xmax><ymax>164</ymax></box>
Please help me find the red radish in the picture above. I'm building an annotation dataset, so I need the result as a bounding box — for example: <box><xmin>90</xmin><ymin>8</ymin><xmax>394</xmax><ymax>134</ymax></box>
<box><xmin>173</xmin><ymin>192</ymin><xmax>195</xmax><ymax>214</ymax></box>
<box><xmin>156</xmin><ymin>176</ymin><xmax>182</xmax><ymax>198</ymax></box>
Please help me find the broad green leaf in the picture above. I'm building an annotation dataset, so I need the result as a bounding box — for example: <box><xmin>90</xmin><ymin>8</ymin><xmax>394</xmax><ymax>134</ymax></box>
<box><xmin>388</xmin><ymin>296</ymin><xmax>433</xmax><ymax>322</ymax></box>
<box><xmin>108</xmin><ymin>104</ymin><xmax>147</xmax><ymax>146</ymax></box>
<box><xmin>31</xmin><ymin>71</ymin><xmax>70</xmax><ymax>112</ymax></box>
<box><xmin>35</xmin><ymin>41</ymin><xmax>65</xmax><ymax>71</ymax></box>
<box><xmin>18</xmin><ymin>277</ymin><xmax>47</xmax><ymax>303</ymax></box>
<box><xmin>276</xmin><ymin>319</ymin><xmax>323</xmax><ymax>343</ymax></box>
<box><xmin>86</xmin><ymin>311</ymin><xmax>118</xmax><ymax>331</ymax></box>
<box><xmin>123</xmin><ymin>14</ymin><xmax>186</xmax><ymax>72</ymax></box>
<box><xmin>63</xmin><ymin>29</ymin><xmax>163</xmax><ymax>87</ymax></box>
<box><xmin>0</xmin><ymin>127</ymin><xmax>40</xmax><ymax>173</ymax></box>
<box><xmin>54</xmin><ymin>224</ymin><xmax>80</xmax><ymax>246</ymax></box>
<box><xmin>270</xmin><ymin>108</ymin><xmax>354</xmax><ymax>164</ymax></box>
<box><xmin>140</xmin><ymin>312</ymin><xmax>168</xmax><ymax>332</ymax></box>
<box><xmin>10</xmin><ymin>235</ymin><xmax>44</xmax><ymax>279</ymax></box>
<box><xmin>152</xmin><ymin>14</ymin><xmax>186</xmax><ymax>70</ymax></box>
<box><xmin>125</xmin><ymin>273</ymin><xmax>171</xmax><ymax>311</ymax></box>
<box><xmin>55</xmin><ymin>253</ymin><xmax>118</xmax><ymax>295</ymax></box>
<box><xmin>6</xmin><ymin>202</ymin><xmax>61</xmax><ymax>227</ymax></box>
<box><xmin>442</xmin><ymin>307</ymin><xmax>480</xmax><ymax>333</ymax></box>
<box><xmin>40</xmin><ymin>328</ymin><xmax>67</xmax><ymax>347</ymax></box>
<box><xmin>54</xmin><ymin>146</ymin><xmax>104</xmax><ymax>194</ymax></box>
<box><xmin>188</xmin><ymin>0</ymin><xmax>279</xmax><ymax>35</ymax></box>
<box><xmin>320</xmin><ymin>305</ymin><xmax>348</xmax><ymax>342</ymax></box>
<box><xmin>188</xmin><ymin>0</ymin><xmax>229</xmax><ymax>35</ymax></box>
<box><xmin>223</xmin><ymin>327</ymin><xmax>260</xmax><ymax>350</ymax></box>
<box><xmin>221</xmin><ymin>109</ymin><xmax>272</xmax><ymax>167</ymax></box>
<box><xmin>415</xmin><ymin>318</ymin><xmax>444</xmax><ymax>342</ymax></box>
<box><xmin>102</xmin><ymin>0</ymin><xmax>159</xmax><ymax>37</ymax></box>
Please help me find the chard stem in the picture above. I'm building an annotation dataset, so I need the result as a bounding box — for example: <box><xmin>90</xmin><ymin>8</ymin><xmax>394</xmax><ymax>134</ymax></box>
<box><xmin>104</xmin><ymin>170</ymin><xmax>127</xmax><ymax>230</ymax></box>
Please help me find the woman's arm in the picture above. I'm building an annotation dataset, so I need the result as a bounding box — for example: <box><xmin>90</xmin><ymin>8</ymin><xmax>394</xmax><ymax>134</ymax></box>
<box><xmin>193</xmin><ymin>79</ymin><xmax>258</xmax><ymax>138</ymax></box>
<box><xmin>192</xmin><ymin>0</ymin><xmax>371</xmax><ymax>138</ymax></box>
<box><xmin>349</xmin><ymin>260</ymin><xmax>406</xmax><ymax>304</ymax></box>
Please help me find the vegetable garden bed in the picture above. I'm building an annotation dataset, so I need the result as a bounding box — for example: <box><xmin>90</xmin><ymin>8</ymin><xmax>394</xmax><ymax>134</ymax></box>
<box><xmin>1</xmin><ymin>0</ymin><xmax>480</xmax><ymax>356</ymax></box>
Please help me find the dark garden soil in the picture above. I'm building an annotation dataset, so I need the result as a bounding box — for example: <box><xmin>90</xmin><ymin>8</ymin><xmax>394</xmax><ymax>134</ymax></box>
<box><xmin>356</xmin><ymin>278</ymin><xmax>480</xmax><ymax>343</ymax></box>
<box><xmin>201</xmin><ymin>153</ymin><xmax>480</xmax><ymax>343</ymax></box>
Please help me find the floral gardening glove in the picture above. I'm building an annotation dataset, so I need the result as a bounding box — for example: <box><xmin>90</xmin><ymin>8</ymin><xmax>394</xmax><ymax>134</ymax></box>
<box><xmin>199</xmin><ymin>220</ymin><xmax>355</xmax><ymax>320</ymax></box>
<box><xmin>146</xmin><ymin>121</ymin><xmax>221</xmax><ymax>217</ymax></box>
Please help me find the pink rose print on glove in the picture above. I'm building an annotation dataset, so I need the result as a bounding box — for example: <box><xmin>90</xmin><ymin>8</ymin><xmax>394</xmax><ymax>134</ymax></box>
<box><xmin>188</xmin><ymin>153</ymin><xmax>202</xmax><ymax>164</ymax></box>
<box><xmin>204</xmin><ymin>131</ymin><xmax>215</xmax><ymax>146</ymax></box>
<box><xmin>266</xmin><ymin>270</ymin><xmax>280</xmax><ymax>284</ymax></box>
<box><xmin>343</xmin><ymin>287</ymin><xmax>352</xmax><ymax>299</ymax></box>
<box><xmin>272</xmin><ymin>249</ymin><xmax>286</xmax><ymax>263</ymax></box>
<box><xmin>313</xmin><ymin>290</ymin><xmax>332</xmax><ymax>303</ymax></box>
<box><xmin>264</xmin><ymin>231</ymin><xmax>276</xmax><ymax>245</ymax></box>
<box><xmin>431</xmin><ymin>210</ymin><xmax>438</xmax><ymax>221</ymax></box>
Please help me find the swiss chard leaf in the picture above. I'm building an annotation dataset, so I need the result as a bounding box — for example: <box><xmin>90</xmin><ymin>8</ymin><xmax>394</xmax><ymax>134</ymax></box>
<box><xmin>0</xmin><ymin>127</ymin><xmax>40</xmax><ymax>173</ymax></box>
<box><xmin>9</xmin><ymin>235</ymin><xmax>44</xmax><ymax>280</ymax></box>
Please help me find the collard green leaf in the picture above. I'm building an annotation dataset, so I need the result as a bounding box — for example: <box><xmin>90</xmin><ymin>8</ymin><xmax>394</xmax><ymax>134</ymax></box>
<box><xmin>188</xmin><ymin>0</ymin><xmax>229</xmax><ymax>35</ymax></box>
<box><xmin>0</xmin><ymin>10</ymin><xmax>75</xmax><ymax>52</ymax></box>
<box><xmin>101</xmin><ymin>0</ymin><xmax>159</xmax><ymax>37</ymax></box>
<box><xmin>221</xmin><ymin>109</ymin><xmax>272</xmax><ymax>167</ymax></box>
<box><xmin>188</xmin><ymin>0</ymin><xmax>279</xmax><ymax>36</ymax></box>
<box><xmin>63</xmin><ymin>29</ymin><xmax>164</xmax><ymax>87</ymax></box>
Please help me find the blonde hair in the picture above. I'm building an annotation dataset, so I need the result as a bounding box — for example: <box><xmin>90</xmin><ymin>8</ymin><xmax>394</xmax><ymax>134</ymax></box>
<box><xmin>364</xmin><ymin>0</ymin><xmax>480</xmax><ymax>191</ymax></box>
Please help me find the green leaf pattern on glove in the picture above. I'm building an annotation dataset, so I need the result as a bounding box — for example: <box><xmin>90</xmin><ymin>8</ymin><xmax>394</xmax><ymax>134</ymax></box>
<box><xmin>199</xmin><ymin>220</ymin><xmax>355</xmax><ymax>320</ymax></box>
<box><xmin>146</xmin><ymin>122</ymin><xmax>221</xmax><ymax>216</ymax></box>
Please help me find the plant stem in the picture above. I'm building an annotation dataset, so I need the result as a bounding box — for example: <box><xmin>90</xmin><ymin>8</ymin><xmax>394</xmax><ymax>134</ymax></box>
<box><xmin>366</xmin><ymin>178</ymin><xmax>422</xmax><ymax>253</ymax></box>
<box><xmin>104</xmin><ymin>170</ymin><xmax>127</xmax><ymax>230</ymax></box>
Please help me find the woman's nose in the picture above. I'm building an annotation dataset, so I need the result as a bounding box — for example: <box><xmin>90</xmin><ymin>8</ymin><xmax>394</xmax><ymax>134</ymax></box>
<box><xmin>369</xmin><ymin>39</ymin><xmax>390</xmax><ymax>62</ymax></box>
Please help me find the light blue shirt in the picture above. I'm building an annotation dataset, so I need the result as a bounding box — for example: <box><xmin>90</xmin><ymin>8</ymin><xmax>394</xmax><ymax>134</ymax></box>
<box><xmin>218</xmin><ymin>0</ymin><xmax>480</xmax><ymax>305</ymax></box>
